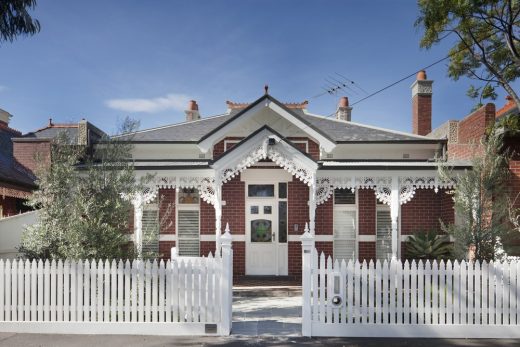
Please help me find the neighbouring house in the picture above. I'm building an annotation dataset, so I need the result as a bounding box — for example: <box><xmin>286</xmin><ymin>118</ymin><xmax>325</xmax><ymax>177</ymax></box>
<box><xmin>118</xmin><ymin>71</ymin><xmax>476</xmax><ymax>278</ymax></box>
<box><xmin>429</xmin><ymin>93</ymin><xmax>520</xmax><ymax>256</ymax></box>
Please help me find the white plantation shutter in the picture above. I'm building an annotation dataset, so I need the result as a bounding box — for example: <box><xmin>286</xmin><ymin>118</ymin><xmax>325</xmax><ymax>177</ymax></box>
<box><xmin>333</xmin><ymin>207</ymin><xmax>357</xmax><ymax>261</ymax></box>
<box><xmin>177</xmin><ymin>210</ymin><xmax>200</xmax><ymax>256</ymax></box>
<box><xmin>142</xmin><ymin>206</ymin><xmax>159</xmax><ymax>254</ymax></box>
<box><xmin>376</xmin><ymin>207</ymin><xmax>392</xmax><ymax>260</ymax></box>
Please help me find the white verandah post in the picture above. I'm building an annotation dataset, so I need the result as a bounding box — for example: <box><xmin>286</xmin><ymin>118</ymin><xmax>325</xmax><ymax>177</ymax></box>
<box><xmin>219</xmin><ymin>224</ymin><xmax>233</xmax><ymax>335</ymax></box>
<box><xmin>214</xmin><ymin>182</ymin><xmax>223</xmax><ymax>253</ymax></box>
<box><xmin>301</xmin><ymin>224</ymin><xmax>314</xmax><ymax>337</ymax></box>
<box><xmin>132</xmin><ymin>193</ymin><xmax>145</xmax><ymax>259</ymax></box>
<box><xmin>308</xmin><ymin>173</ymin><xmax>317</xmax><ymax>235</ymax></box>
<box><xmin>390</xmin><ymin>175</ymin><xmax>400</xmax><ymax>260</ymax></box>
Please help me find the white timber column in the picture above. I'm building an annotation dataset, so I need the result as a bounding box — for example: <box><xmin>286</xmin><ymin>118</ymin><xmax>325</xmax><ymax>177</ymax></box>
<box><xmin>132</xmin><ymin>193</ymin><xmax>145</xmax><ymax>259</ymax></box>
<box><xmin>214</xmin><ymin>182</ymin><xmax>223</xmax><ymax>252</ymax></box>
<box><xmin>308</xmin><ymin>173</ymin><xmax>317</xmax><ymax>235</ymax></box>
<box><xmin>390</xmin><ymin>175</ymin><xmax>400</xmax><ymax>260</ymax></box>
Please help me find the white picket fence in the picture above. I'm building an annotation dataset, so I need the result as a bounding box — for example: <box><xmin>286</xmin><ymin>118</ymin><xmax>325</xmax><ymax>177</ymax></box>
<box><xmin>0</xmin><ymin>234</ymin><xmax>233</xmax><ymax>336</ymax></box>
<box><xmin>301</xmin><ymin>233</ymin><xmax>520</xmax><ymax>338</ymax></box>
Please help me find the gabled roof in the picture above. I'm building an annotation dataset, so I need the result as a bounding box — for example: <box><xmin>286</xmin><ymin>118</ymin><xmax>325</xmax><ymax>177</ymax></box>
<box><xmin>115</xmin><ymin>94</ymin><xmax>443</xmax><ymax>145</ymax></box>
<box><xmin>0</xmin><ymin>127</ymin><xmax>36</xmax><ymax>189</ymax></box>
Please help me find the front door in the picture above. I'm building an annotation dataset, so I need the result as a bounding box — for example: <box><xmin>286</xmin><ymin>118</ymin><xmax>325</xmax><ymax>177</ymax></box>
<box><xmin>245</xmin><ymin>183</ymin><xmax>288</xmax><ymax>275</ymax></box>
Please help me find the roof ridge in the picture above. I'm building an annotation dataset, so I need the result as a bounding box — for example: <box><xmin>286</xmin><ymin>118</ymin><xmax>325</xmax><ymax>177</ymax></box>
<box><xmin>302</xmin><ymin>112</ymin><xmax>432</xmax><ymax>140</ymax></box>
<box><xmin>112</xmin><ymin>113</ymin><xmax>229</xmax><ymax>138</ymax></box>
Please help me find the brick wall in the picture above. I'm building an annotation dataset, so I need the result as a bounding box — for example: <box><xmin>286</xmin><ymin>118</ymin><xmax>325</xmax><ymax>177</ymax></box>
<box><xmin>288</xmin><ymin>241</ymin><xmax>302</xmax><ymax>277</ymax></box>
<box><xmin>358</xmin><ymin>188</ymin><xmax>376</xmax><ymax>235</ymax></box>
<box><xmin>358</xmin><ymin>241</ymin><xmax>376</xmax><ymax>262</ymax></box>
<box><xmin>212</xmin><ymin>137</ymin><xmax>244</xmax><ymax>158</ymax></box>
<box><xmin>12</xmin><ymin>140</ymin><xmax>51</xmax><ymax>174</ymax></box>
<box><xmin>316</xmin><ymin>241</ymin><xmax>333</xmax><ymax>259</ymax></box>
<box><xmin>158</xmin><ymin>188</ymin><xmax>175</xmax><ymax>234</ymax></box>
<box><xmin>440</xmin><ymin>189</ymin><xmax>455</xmax><ymax>226</ymax></box>
<box><xmin>412</xmin><ymin>94</ymin><xmax>432</xmax><ymax>136</ymax></box>
<box><xmin>200</xmin><ymin>200</ymin><xmax>215</xmax><ymax>235</ymax></box>
<box><xmin>222</xmin><ymin>175</ymin><xmax>245</xmax><ymax>235</ymax></box>
<box><xmin>401</xmin><ymin>189</ymin><xmax>443</xmax><ymax>235</ymax></box>
<box><xmin>448</xmin><ymin>103</ymin><xmax>495</xmax><ymax>160</ymax></box>
<box><xmin>315</xmin><ymin>198</ymin><xmax>333</xmax><ymax>235</ymax></box>
<box><xmin>288</xmin><ymin>178</ymin><xmax>309</xmax><ymax>236</ymax></box>
<box><xmin>287</xmin><ymin>137</ymin><xmax>320</xmax><ymax>160</ymax></box>
<box><xmin>159</xmin><ymin>241</ymin><xmax>175</xmax><ymax>260</ymax></box>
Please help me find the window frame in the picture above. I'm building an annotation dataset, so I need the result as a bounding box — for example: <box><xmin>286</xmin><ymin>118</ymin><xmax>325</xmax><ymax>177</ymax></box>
<box><xmin>176</xmin><ymin>188</ymin><xmax>201</xmax><ymax>256</ymax></box>
<box><xmin>332</xmin><ymin>188</ymin><xmax>358</xmax><ymax>261</ymax></box>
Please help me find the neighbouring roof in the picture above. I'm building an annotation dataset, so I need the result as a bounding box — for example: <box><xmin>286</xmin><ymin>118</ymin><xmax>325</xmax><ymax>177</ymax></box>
<box><xmin>19</xmin><ymin>119</ymin><xmax>106</xmax><ymax>144</ymax></box>
<box><xmin>117</xmin><ymin>94</ymin><xmax>441</xmax><ymax>144</ymax></box>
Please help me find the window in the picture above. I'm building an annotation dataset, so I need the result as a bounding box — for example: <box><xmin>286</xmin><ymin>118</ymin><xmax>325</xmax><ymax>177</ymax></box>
<box><xmin>333</xmin><ymin>189</ymin><xmax>357</xmax><ymax>261</ymax></box>
<box><xmin>376</xmin><ymin>201</ymin><xmax>393</xmax><ymax>261</ymax></box>
<box><xmin>248</xmin><ymin>184</ymin><xmax>274</xmax><ymax>197</ymax></box>
<box><xmin>142</xmin><ymin>203</ymin><xmax>159</xmax><ymax>255</ymax></box>
<box><xmin>177</xmin><ymin>188</ymin><xmax>200</xmax><ymax>256</ymax></box>
<box><xmin>278</xmin><ymin>201</ymin><xmax>287</xmax><ymax>243</ymax></box>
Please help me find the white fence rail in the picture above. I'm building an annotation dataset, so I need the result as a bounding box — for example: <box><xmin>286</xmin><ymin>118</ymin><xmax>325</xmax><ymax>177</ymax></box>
<box><xmin>301</xmin><ymin>232</ymin><xmax>520</xmax><ymax>338</ymax></box>
<box><xmin>0</xmin><ymin>233</ymin><xmax>233</xmax><ymax>336</ymax></box>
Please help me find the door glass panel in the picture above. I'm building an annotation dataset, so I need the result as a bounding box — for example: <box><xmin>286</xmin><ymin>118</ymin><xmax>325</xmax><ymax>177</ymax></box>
<box><xmin>251</xmin><ymin>219</ymin><xmax>272</xmax><ymax>242</ymax></box>
<box><xmin>248</xmin><ymin>184</ymin><xmax>274</xmax><ymax>197</ymax></box>
<box><xmin>278</xmin><ymin>201</ymin><xmax>287</xmax><ymax>243</ymax></box>
<box><xmin>250</xmin><ymin>206</ymin><xmax>259</xmax><ymax>214</ymax></box>
<box><xmin>264</xmin><ymin>206</ymin><xmax>272</xmax><ymax>214</ymax></box>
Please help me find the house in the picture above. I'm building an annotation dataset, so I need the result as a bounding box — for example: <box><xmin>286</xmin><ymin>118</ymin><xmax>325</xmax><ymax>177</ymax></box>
<box><xmin>119</xmin><ymin>71</ymin><xmax>472</xmax><ymax>277</ymax></box>
<box><xmin>0</xmin><ymin>115</ymin><xmax>105</xmax><ymax>218</ymax></box>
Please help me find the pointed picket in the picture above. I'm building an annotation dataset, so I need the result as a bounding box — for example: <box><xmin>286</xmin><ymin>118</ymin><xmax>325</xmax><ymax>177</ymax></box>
<box><xmin>83</xmin><ymin>260</ymin><xmax>90</xmax><ymax>322</ymax></box>
<box><xmin>367</xmin><ymin>260</ymin><xmax>374</xmax><ymax>324</ymax></box>
<box><xmin>489</xmin><ymin>261</ymin><xmax>496</xmax><ymax>324</ymax></box>
<box><xmin>111</xmin><ymin>260</ymin><xmax>117</xmax><ymax>322</ymax></box>
<box><xmin>389</xmin><ymin>260</ymin><xmax>396</xmax><ymax>324</ymax></box>
<box><xmin>417</xmin><ymin>260</ymin><xmax>424</xmax><ymax>325</ymax></box>
<box><xmin>468</xmin><ymin>260</ymin><xmax>475</xmax><ymax>325</ymax></box>
<box><xmin>124</xmin><ymin>260</ymin><xmax>131</xmax><ymax>322</ymax></box>
<box><xmin>340</xmin><ymin>259</ymin><xmax>347</xmax><ymax>324</ymax></box>
<box><xmin>503</xmin><ymin>261</ymin><xmax>511</xmax><ymax>325</ymax></box>
<box><xmin>11</xmin><ymin>259</ymin><xmax>17</xmax><ymax>321</ymax></box>
<box><xmin>117</xmin><ymin>260</ymin><xmax>124</xmax><ymax>322</ymax></box>
<box><xmin>186</xmin><ymin>259</ymin><xmax>193</xmax><ymax>322</ymax></box>
<box><xmin>353</xmin><ymin>259</ymin><xmax>360</xmax><ymax>324</ymax></box>
<box><xmin>172</xmin><ymin>258</ymin><xmax>180</xmax><ymax>322</ymax></box>
<box><xmin>439</xmin><ymin>260</ymin><xmax>446</xmax><ymax>325</ymax></box>
<box><xmin>382</xmin><ymin>259</ymin><xmax>389</xmax><ymax>324</ymax></box>
<box><xmin>459</xmin><ymin>260</ymin><xmax>466</xmax><ymax>325</ymax></box>
<box><xmin>347</xmin><ymin>259</ymin><xmax>355</xmax><ymax>324</ymax></box>
<box><xmin>496</xmin><ymin>261</ymin><xmax>503</xmax><ymax>325</ymax></box>
<box><xmin>319</xmin><ymin>252</ymin><xmax>326</xmax><ymax>323</ymax></box>
<box><xmin>90</xmin><ymin>260</ymin><xmax>97</xmax><ymax>322</ymax></box>
<box><xmin>0</xmin><ymin>259</ymin><xmax>4</xmax><ymax>321</ymax></box>
<box><xmin>152</xmin><ymin>259</ymin><xmax>158</xmax><ymax>322</ymax></box>
<box><xmin>76</xmin><ymin>260</ymin><xmax>83</xmax><ymax>322</ymax></box>
<box><xmin>410</xmin><ymin>260</ymin><xmax>417</xmax><ymax>324</ymax></box>
<box><xmin>482</xmin><ymin>261</ymin><xmax>489</xmax><ymax>325</ymax></box>
<box><xmin>24</xmin><ymin>260</ymin><xmax>31</xmax><ymax>321</ymax></box>
<box><xmin>375</xmin><ymin>260</ymin><xmax>382</xmax><ymax>324</ymax></box>
<box><xmin>179</xmin><ymin>260</ymin><xmax>186</xmax><ymax>322</ymax></box>
<box><xmin>403</xmin><ymin>260</ymin><xmax>410</xmax><ymax>324</ymax></box>
<box><xmin>396</xmin><ymin>259</ymin><xmax>403</xmax><ymax>324</ymax></box>
<box><xmin>165</xmin><ymin>259</ymin><xmax>172</xmax><ymax>323</ymax></box>
<box><xmin>193</xmin><ymin>259</ymin><xmax>200</xmax><ymax>323</ymax></box>
<box><xmin>145</xmin><ymin>260</ymin><xmax>152</xmax><ymax>322</ymax></box>
<box><xmin>17</xmin><ymin>260</ymin><xmax>24</xmax><ymax>321</ymax></box>
<box><xmin>131</xmin><ymin>260</ymin><xmax>138</xmax><ymax>322</ymax></box>
<box><xmin>431</xmin><ymin>260</ymin><xmax>439</xmax><ymax>325</ymax></box>
<box><xmin>69</xmin><ymin>260</ymin><xmax>76</xmax><ymax>322</ymax></box>
<box><xmin>361</xmin><ymin>260</ymin><xmax>368</xmax><ymax>323</ymax></box>
<box><xmin>38</xmin><ymin>259</ymin><xmax>45</xmax><ymax>322</ymax></box>
<box><xmin>159</xmin><ymin>259</ymin><xmax>166</xmax><ymax>323</ymax></box>
<box><xmin>138</xmin><ymin>260</ymin><xmax>145</xmax><ymax>322</ymax></box>
<box><xmin>446</xmin><ymin>260</ymin><xmax>454</xmax><ymax>325</ymax></box>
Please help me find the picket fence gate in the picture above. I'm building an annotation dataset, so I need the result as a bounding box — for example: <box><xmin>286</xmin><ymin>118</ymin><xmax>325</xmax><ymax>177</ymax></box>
<box><xmin>0</xmin><ymin>234</ymin><xmax>233</xmax><ymax>336</ymax></box>
<box><xmin>301</xmin><ymin>233</ymin><xmax>520</xmax><ymax>338</ymax></box>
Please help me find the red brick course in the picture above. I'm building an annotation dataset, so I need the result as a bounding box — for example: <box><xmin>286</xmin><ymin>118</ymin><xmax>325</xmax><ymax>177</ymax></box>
<box><xmin>412</xmin><ymin>94</ymin><xmax>432</xmax><ymax>136</ymax></box>
<box><xmin>200</xmin><ymin>200</ymin><xmax>215</xmax><ymax>235</ymax></box>
<box><xmin>159</xmin><ymin>241</ymin><xmax>175</xmax><ymax>260</ymax></box>
<box><xmin>401</xmin><ymin>189</ymin><xmax>443</xmax><ymax>235</ymax></box>
<box><xmin>358</xmin><ymin>188</ymin><xmax>376</xmax><ymax>235</ymax></box>
<box><xmin>358</xmin><ymin>241</ymin><xmax>376</xmax><ymax>262</ymax></box>
<box><xmin>288</xmin><ymin>178</ymin><xmax>309</xmax><ymax>235</ymax></box>
<box><xmin>315</xmin><ymin>198</ymin><xmax>333</xmax><ymax>235</ymax></box>
<box><xmin>222</xmin><ymin>175</ymin><xmax>245</xmax><ymax>235</ymax></box>
<box><xmin>213</xmin><ymin>137</ymin><xmax>244</xmax><ymax>158</ymax></box>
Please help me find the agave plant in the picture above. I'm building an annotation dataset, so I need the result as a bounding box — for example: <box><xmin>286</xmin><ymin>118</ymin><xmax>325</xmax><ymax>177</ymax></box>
<box><xmin>405</xmin><ymin>230</ymin><xmax>452</xmax><ymax>260</ymax></box>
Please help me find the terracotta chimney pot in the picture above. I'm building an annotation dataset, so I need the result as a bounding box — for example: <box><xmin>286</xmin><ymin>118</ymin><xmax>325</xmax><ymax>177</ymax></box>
<box><xmin>339</xmin><ymin>96</ymin><xmax>349</xmax><ymax>108</ymax></box>
<box><xmin>417</xmin><ymin>70</ymin><xmax>427</xmax><ymax>81</ymax></box>
<box><xmin>187</xmin><ymin>100</ymin><xmax>199</xmax><ymax>111</ymax></box>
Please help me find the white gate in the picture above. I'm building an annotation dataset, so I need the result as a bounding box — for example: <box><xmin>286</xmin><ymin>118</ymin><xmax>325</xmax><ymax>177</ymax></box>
<box><xmin>0</xmin><ymin>232</ymin><xmax>233</xmax><ymax>336</ymax></box>
<box><xmin>301</xmin><ymin>231</ymin><xmax>520</xmax><ymax>338</ymax></box>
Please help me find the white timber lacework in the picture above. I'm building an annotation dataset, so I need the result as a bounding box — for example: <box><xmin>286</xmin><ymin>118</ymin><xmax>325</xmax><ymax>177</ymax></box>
<box><xmin>315</xmin><ymin>175</ymin><xmax>456</xmax><ymax>206</ymax></box>
<box><xmin>218</xmin><ymin>138</ymin><xmax>316</xmax><ymax>186</ymax></box>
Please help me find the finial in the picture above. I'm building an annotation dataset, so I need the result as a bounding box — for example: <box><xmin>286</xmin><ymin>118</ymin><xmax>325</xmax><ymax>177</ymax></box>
<box><xmin>48</xmin><ymin>118</ymin><xmax>53</xmax><ymax>126</ymax></box>
<box><xmin>264</xmin><ymin>84</ymin><xmax>269</xmax><ymax>95</ymax></box>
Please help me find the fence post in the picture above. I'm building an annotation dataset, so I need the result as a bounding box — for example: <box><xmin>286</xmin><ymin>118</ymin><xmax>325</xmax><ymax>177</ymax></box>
<box><xmin>301</xmin><ymin>223</ymin><xmax>315</xmax><ymax>337</ymax></box>
<box><xmin>220</xmin><ymin>223</ymin><xmax>233</xmax><ymax>336</ymax></box>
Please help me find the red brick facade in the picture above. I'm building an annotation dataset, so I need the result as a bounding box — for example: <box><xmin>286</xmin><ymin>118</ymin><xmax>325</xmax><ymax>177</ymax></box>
<box><xmin>0</xmin><ymin>196</ymin><xmax>18</xmax><ymax>217</ymax></box>
<box><xmin>412</xmin><ymin>94</ymin><xmax>432</xmax><ymax>136</ymax></box>
<box><xmin>358</xmin><ymin>188</ymin><xmax>376</xmax><ymax>235</ymax></box>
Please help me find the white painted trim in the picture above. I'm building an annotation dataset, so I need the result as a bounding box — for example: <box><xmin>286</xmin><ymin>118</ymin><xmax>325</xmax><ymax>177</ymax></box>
<box><xmin>200</xmin><ymin>234</ymin><xmax>246</xmax><ymax>242</ymax></box>
<box><xmin>291</xmin><ymin>139</ymin><xmax>308</xmax><ymax>153</ymax></box>
<box><xmin>159</xmin><ymin>234</ymin><xmax>176</xmax><ymax>241</ymax></box>
<box><xmin>240</xmin><ymin>168</ymin><xmax>292</xmax><ymax>182</ymax></box>
<box><xmin>288</xmin><ymin>234</ymin><xmax>333</xmax><ymax>242</ymax></box>
<box><xmin>224</xmin><ymin>139</ymin><xmax>241</xmax><ymax>151</ymax></box>
<box><xmin>358</xmin><ymin>235</ymin><xmax>376</xmax><ymax>242</ymax></box>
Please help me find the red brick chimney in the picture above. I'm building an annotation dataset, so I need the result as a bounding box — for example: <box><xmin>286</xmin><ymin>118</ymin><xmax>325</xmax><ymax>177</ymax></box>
<box><xmin>411</xmin><ymin>70</ymin><xmax>433</xmax><ymax>135</ymax></box>
<box><xmin>185</xmin><ymin>100</ymin><xmax>200</xmax><ymax>122</ymax></box>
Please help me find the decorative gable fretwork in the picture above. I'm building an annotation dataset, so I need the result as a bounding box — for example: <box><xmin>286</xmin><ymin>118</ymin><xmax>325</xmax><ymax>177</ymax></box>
<box><xmin>315</xmin><ymin>174</ymin><xmax>456</xmax><ymax>206</ymax></box>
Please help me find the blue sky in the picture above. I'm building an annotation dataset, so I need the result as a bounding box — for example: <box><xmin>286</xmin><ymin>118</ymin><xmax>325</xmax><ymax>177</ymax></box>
<box><xmin>0</xmin><ymin>0</ymin><xmax>513</xmax><ymax>135</ymax></box>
